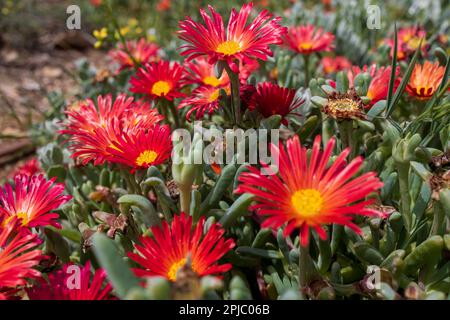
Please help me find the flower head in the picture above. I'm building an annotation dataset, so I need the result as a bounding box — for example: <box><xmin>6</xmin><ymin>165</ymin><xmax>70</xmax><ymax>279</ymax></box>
<box><xmin>27</xmin><ymin>261</ymin><xmax>113</xmax><ymax>300</ymax></box>
<box><xmin>179</xmin><ymin>86</ymin><xmax>222</xmax><ymax>120</ymax></box>
<box><xmin>406</xmin><ymin>61</ymin><xmax>446</xmax><ymax>100</ymax></box>
<box><xmin>0</xmin><ymin>174</ymin><xmax>71</xmax><ymax>229</ymax></box>
<box><xmin>346</xmin><ymin>65</ymin><xmax>400</xmax><ymax>105</ymax></box>
<box><xmin>366</xmin><ymin>66</ymin><xmax>400</xmax><ymax>105</ymax></box>
<box><xmin>0</xmin><ymin>220</ymin><xmax>44</xmax><ymax>296</ymax></box>
<box><xmin>235</xmin><ymin>135</ymin><xmax>384</xmax><ymax>246</ymax></box>
<box><xmin>129</xmin><ymin>60</ymin><xmax>186</xmax><ymax>100</ymax></box>
<box><xmin>321</xmin><ymin>56</ymin><xmax>352</xmax><ymax>74</ymax></box>
<box><xmin>249</xmin><ymin>82</ymin><xmax>304</xmax><ymax>124</ymax></box>
<box><xmin>106</xmin><ymin>125</ymin><xmax>172</xmax><ymax>172</ymax></box>
<box><xmin>178</xmin><ymin>3</ymin><xmax>286</xmax><ymax>72</ymax></box>
<box><xmin>128</xmin><ymin>213</ymin><xmax>235</xmax><ymax>281</ymax></box>
<box><xmin>109</xmin><ymin>38</ymin><xmax>159</xmax><ymax>71</ymax></box>
<box><xmin>184</xmin><ymin>56</ymin><xmax>230</xmax><ymax>88</ymax></box>
<box><xmin>61</xmin><ymin>94</ymin><xmax>163</xmax><ymax>166</ymax></box>
<box><xmin>9</xmin><ymin>158</ymin><xmax>41</xmax><ymax>179</ymax></box>
<box><xmin>323</xmin><ymin>90</ymin><xmax>366</xmax><ymax>120</ymax></box>
<box><xmin>283</xmin><ymin>24</ymin><xmax>334</xmax><ymax>55</ymax></box>
<box><xmin>385</xmin><ymin>26</ymin><xmax>426</xmax><ymax>61</ymax></box>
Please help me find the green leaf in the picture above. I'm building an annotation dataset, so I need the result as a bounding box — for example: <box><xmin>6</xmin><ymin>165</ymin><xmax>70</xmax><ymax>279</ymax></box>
<box><xmin>92</xmin><ymin>233</ymin><xmax>140</xmax><ymax>299</ymax></box>
<box><xmin>410</xmin><ymin>161</ymin><xmax>431</xmax><ymax>181</ymax></box>
<box><xmin>118</xmin><ymin>194</ymin><xmax>160</xmax><ymax>227</ymax></box>
<box><xmin>219</xmin><ymin>193</ymin><xmax>254</xmax><ymax>228</ymax></box>
<box><xmin>367</xmin><ymin>100</ymin><xmax>386</xmax><ymax>120</ymax></box>
<box><xmin>386</xmin><ymin>23</ymin><xmax>398</xmax><ymax>107</ymax></box>
<box><xmin>386</xmin><ymin>38</ymin><xmax>422</xmax><ymax>116</ymax></box>
<box><xmin>236</xmin><ymin>246</ymin><xmax>283</xmax><ymax>259</ymax></box>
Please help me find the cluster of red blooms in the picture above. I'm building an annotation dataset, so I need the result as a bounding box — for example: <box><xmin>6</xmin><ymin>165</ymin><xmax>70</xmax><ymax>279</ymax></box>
<box><xmin>3</xmin><ymin>3</ymin><xmax>447</xmax><ymax>299</ymax></box>
<box><xmin>0</xmin><ymin>172</ymin><xmax>113</xmax><ymax>300</ymax></box>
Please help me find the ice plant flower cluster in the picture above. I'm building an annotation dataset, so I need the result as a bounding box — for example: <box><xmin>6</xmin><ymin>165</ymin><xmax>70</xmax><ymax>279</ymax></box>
<box><xmin>61</xmin><ymin>94</ymin><xmax>172</xmax><ymax>171</ymax></box>
<box><xmin>0</xmin><ymin>174</ymin><xmax>71</xmax><ymax>229</ymax></box>
<box><xmin>109</xmin><ymin>38</ymin><xmax>160</xmax><ymax>71</ymax></box>
<box><xmin>406</xmin><ymin>60</ymin><xmax>446</xmax><ymax>100</ymax></box>
<box><xmin>129</xmin><ymin>60</ymin><xmax>186</xmax><ymax>100</ymax></box>
<box><xmin>128</xmin><ymin>213</ymin><xmax>235</xmax><ymax>281</ymax></box>
<box><xmin>178</xmin><ymin>2</ymin><xmax>287</xmax><ymax>73</ymax></box>
<box><xmin>236</xmin><ymin>135</ymin><xmax>384</xmax><ymax>246</ymax></box>
<box><xmin>26</xmin><ymin>262</ymin><xmax>113</xmax><ymax>300</ymax></box>
<box><xmin>283</xmin><ymin>24</ymin><xmax>334</xmax><ymax>55</ymax></box>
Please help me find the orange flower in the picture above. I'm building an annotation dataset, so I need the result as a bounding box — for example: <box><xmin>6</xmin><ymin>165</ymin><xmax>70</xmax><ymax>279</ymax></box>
<box><xmin>406</xmin><ymin>61</ymin><xmax>446</xmax><ymax>100</ymax></box>
<box><xmin>184</xmin><ymin>56</ymin><xmax>229</xmax><ymax>88</ymax></box>
<box><xmin>283</xmin><ymin>24</ymin><xmax>334</xmax><ymax>55</ymax></box>
<box><xmin>235</xmin><ymin>135</ymin><xmax>384</xmax><ymax>246</ymax></box>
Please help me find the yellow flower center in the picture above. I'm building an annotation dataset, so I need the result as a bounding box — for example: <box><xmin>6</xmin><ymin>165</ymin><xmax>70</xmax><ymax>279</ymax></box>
<box><xmin>151</xmin><ymin>81</ymin><xmax>171</xmax><ymax>96</ymax></box>
<box><xmin>298</xmin><ymin>42</ymin><xmax>314</xmax><ymax>51</ymax></box>
<box><xmin>167</xmin><ymin>258</ymin><xmax>187</xmax><ymax>281</ymax></box>
<box><xmin>216</xmin><ymin>40</ymin><xmax>241</xmax><ymax>55</ymax></box>
<box><xmin>135</xmin><ymin>150</ymin><xmax>158</xmax><ymax>166</ymax></box>
<box><xmin>325</xmin><ymin>97</ymin><xmax>363</xmax><ymax>119</ymax></box>
<box><xmin>2</xmin><ymin>212</ymin><xmax>29</xmax><ymax>227</ymax></box>
<box><xmin>407</xmin><ymin>37</ymin><xmax>422</xmax><ymax>50</ymax></box>
<box><xmin>291</xmin><ymin>189</ymin><xmax>323</xmax><ymax>218</ymax></box>
<box><xmin>203</xmin><ymin>76</ymin><xmax>221</xmax><ymax>87</ymax></box>
<box><xmin>208</xmin><ymin>89</ymin><xmax>220</xmax><ymax>102</ymax></box>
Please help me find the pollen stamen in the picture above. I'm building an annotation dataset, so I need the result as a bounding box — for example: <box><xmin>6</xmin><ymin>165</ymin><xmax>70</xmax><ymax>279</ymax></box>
<box><xmin>151</xmin><ymin>81</ymin><xmax>171</xmax><ymax>96</ymax></box>
<box><xmin>136</xmin><ymin>150</ymin><xmax>158</xmax><ymax>166</ymax></box>
<box><xmin>216</xmin><ymin>40</ymin><xmax>241</xmax><ymax>55</ymax></box>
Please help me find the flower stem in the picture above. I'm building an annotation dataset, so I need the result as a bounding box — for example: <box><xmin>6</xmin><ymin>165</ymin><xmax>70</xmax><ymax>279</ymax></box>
<box><xmin>303</xmin><ymin>54</ymin><xmax>310</xmax><ymax>87</ymax></box>
<box><xmin>299</xmin><ymin>241</ymin><xmax>310</xmax><ymax>299</ymax></box>
<box><xmin>167</xmin><ymin>100</ymin><xmax>181</xmax><ymax>128</ymax></box>
<box><xmin>224</xmin><ymin>64</ymin><xmax>241</xmax><ymax>126</ymax></box>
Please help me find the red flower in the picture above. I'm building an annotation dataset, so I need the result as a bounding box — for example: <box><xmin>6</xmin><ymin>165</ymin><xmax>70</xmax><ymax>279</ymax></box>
<box><xmin>0</xmin><ymin>220</ymin><xmax>44</xmax><ymax>298</ymax></box>
<box><xmin>129</xmin><ymin>60</ymin><xmax>186</xmax><ymax>100</ymax></box>
<box><xmin>9</xmin><ymin>158</ymin><xmax>41</xmax><ymax>179</ymax></box>
<box><xmin>347</xmin><ymin>64</ymin><xmax>400</xmax><ymax>105</ymax></box>
<box><xmin>406</xmin><ymin>60</ymin><xmax>446</xmax><ymax>100</ymax></box>
<box><xmin>27</xmin><ymin>261</ymin><xmax>113</xmax><ymax>300</ymax></box>
<box><xmin>178</xmin><ymin>3</ymin><xmax>286</xmax><ymax>73</ymax></box>
<box><xmin>106</xmin><ymin>125</ymin><xmax>172</xmax><ymax>172</ymax></box>
<box><xmin>179</xmin><ymin>86</ymin><xmax>222</xmax><ymax>120</ymax></box>
<box><xmin>283</xmin><ymin>24</ymin><xmax>334</xmax><ymax>55</ymax></box>
<box><xmin>321</xmin><ymin>56</ymin><xmax>352</xmax><ymax>74</ymax></box>
<box><xmin>366</xmin><ymin>66</ymin><xmax>400</xmax><ymax>105</ymax></box>
<box><xmin>128</xmin><ymin>213</ymin><xmax>235</xmax><ymax>281</ymax></box>
<box><xmin>249</xmin><ymin>82</ymin><xmax>304</xmax><ymax>124</ymax></box>
<box><xmin>0</xmin><ymin>174</ymin><xmax>71</xmax><ymax>229</ymax></box>
<box><xmin>184</xmin><ymin>56</ymin><xmax>230</xmax><ymax>88</ymax></box>
<box><xmin>235</xmin><ymin>135</ymin><xmax>384</xmax><ymax>246</ymax></box>
<box><xmin>156</xmin><ymin>0</ymin><xmax>171</xmax><ymax>12</ymax></box>
<box><xmin>109</xmin><ymin>38</ymin><xmax>159</xmax><ymax>71</ymax></box>
<box><xmin>385</xmin><ymin>26</ymin><xmax>427</xmax><ymax>61</ymax></box>
<box><xmin>61</xmin><ymin>94</ymin><xmax>163</xmax><ymax>166</ymax></box>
